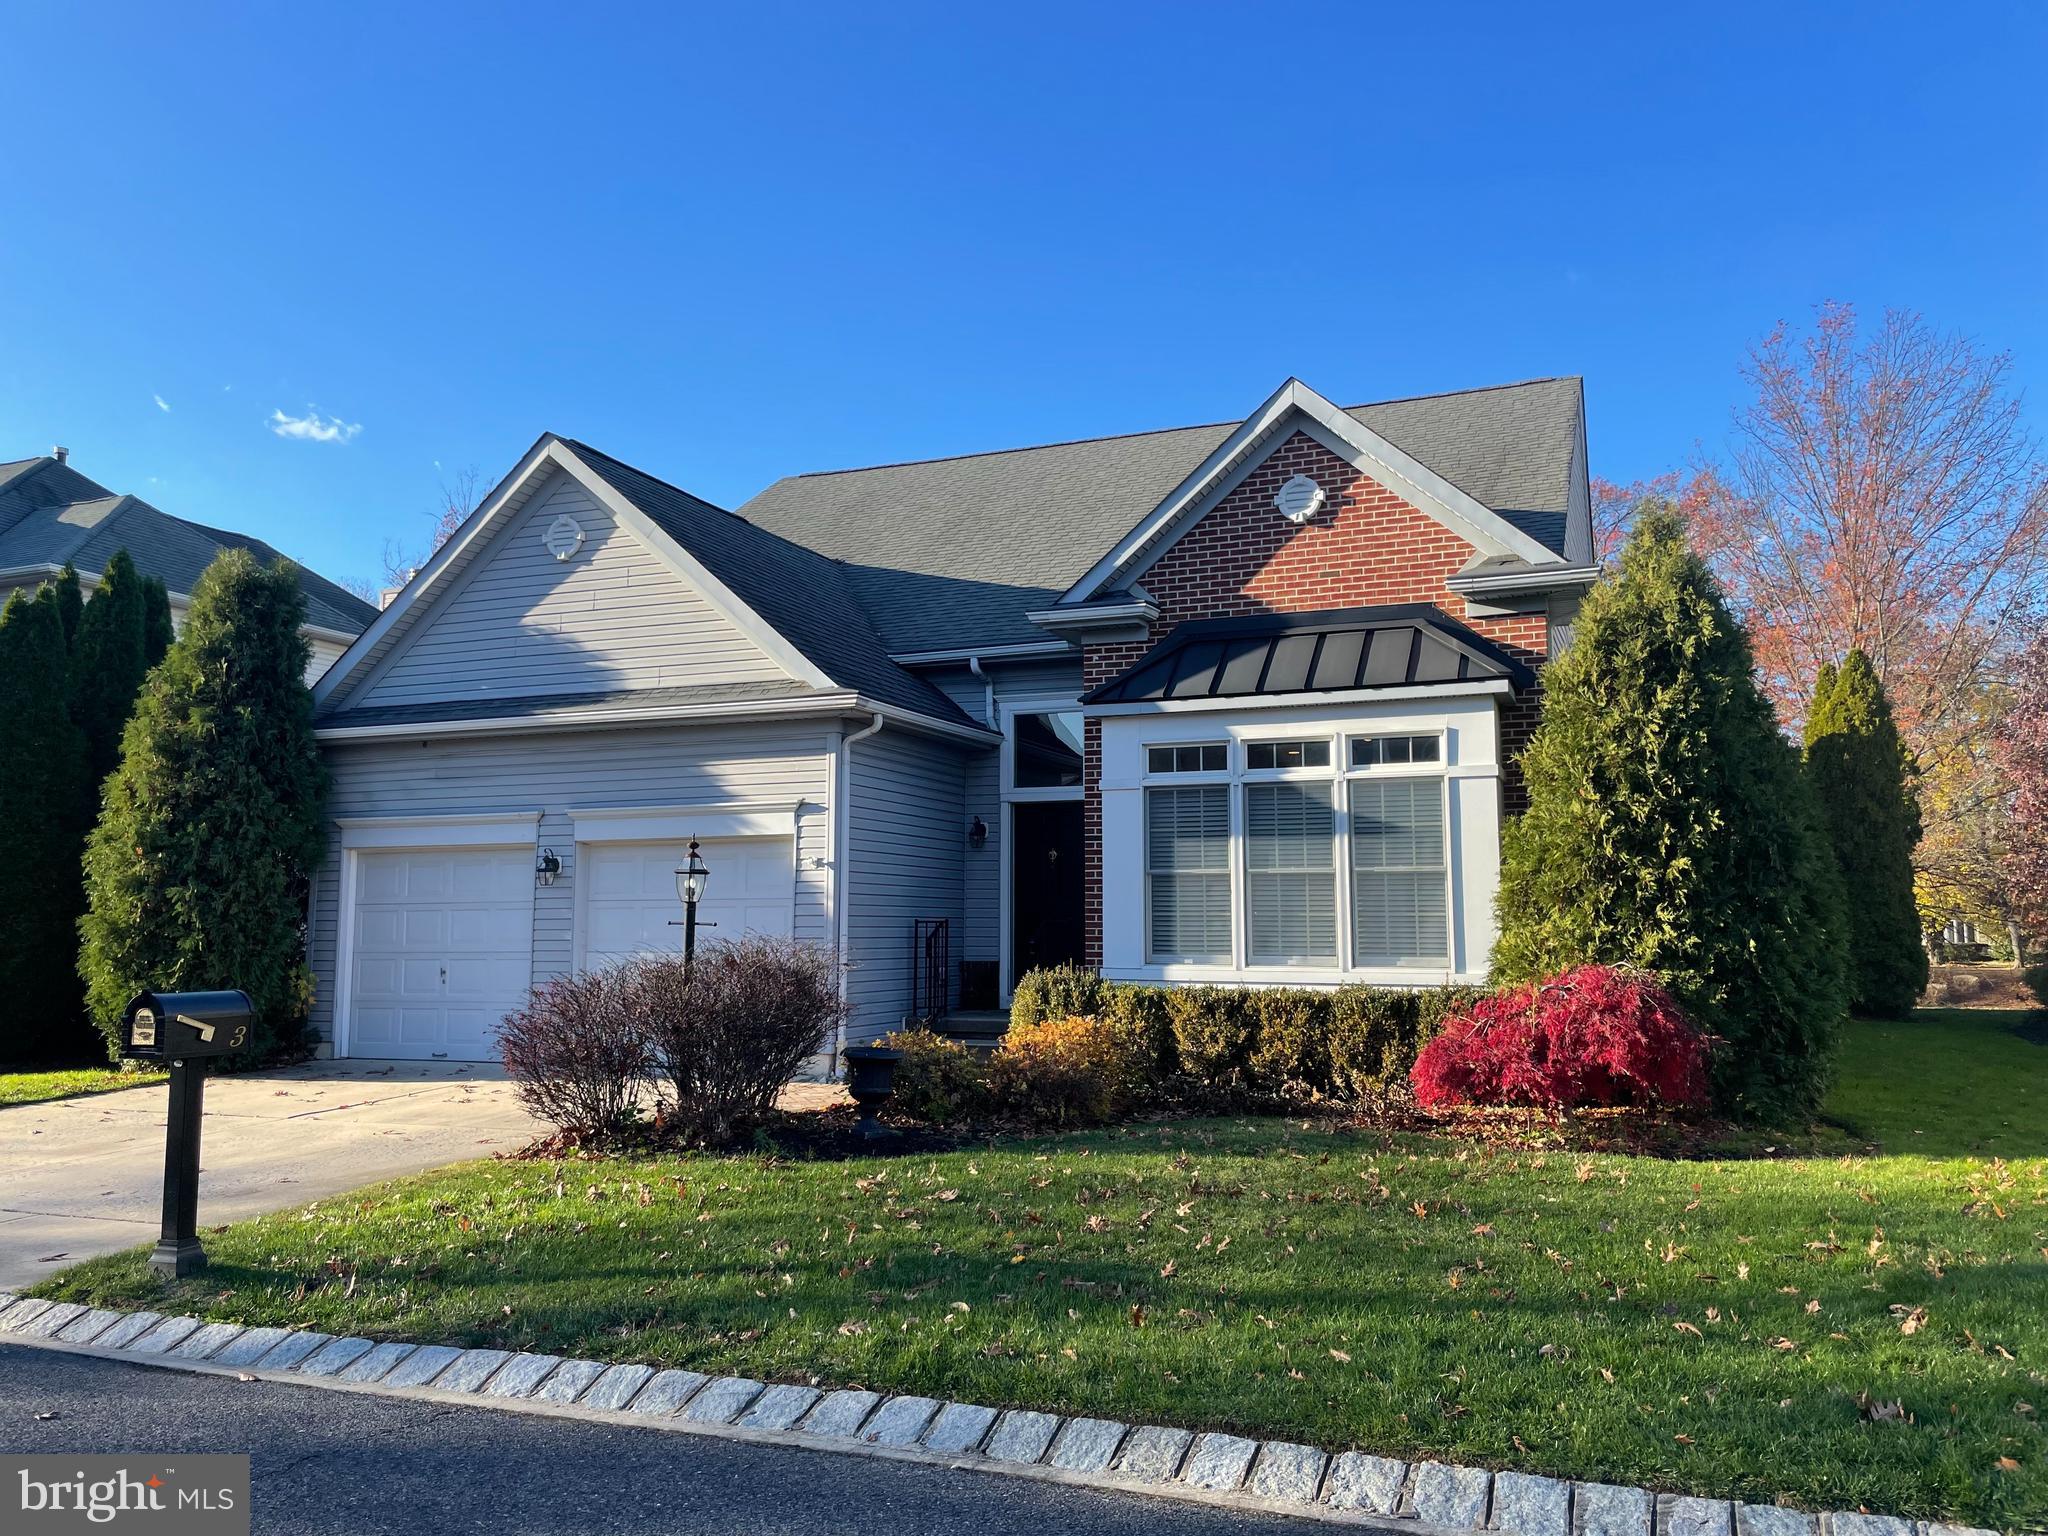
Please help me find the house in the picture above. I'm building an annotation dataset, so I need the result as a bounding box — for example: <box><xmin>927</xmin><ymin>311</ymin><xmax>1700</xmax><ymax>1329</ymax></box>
<box><xmin>306</xmin><ymin>377</ymin><xmax>1596</xmax><ymax>1065</ymax></box>
<box><xmin>0</xmin><ymin>450</ymin><xmax>377</xmax><ymax>680</ymax></box>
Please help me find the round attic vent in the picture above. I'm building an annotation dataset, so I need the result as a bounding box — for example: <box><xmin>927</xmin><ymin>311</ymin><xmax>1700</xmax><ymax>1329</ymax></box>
<box><xmin>1273</xmin><ymin>473</ymin><xmax>1327</xmax><ymax>524</ymax></box>
<box><xmin>542</xmin><ymin>514</ymin><xmax>586</xmax><ymax>562</ymax></box>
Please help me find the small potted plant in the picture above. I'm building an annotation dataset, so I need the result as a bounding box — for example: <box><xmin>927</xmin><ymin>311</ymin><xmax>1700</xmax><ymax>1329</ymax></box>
<box><xmin>841</xmin><ymin>1043</ymin><xmax>903</xmax><ymax>1140</ymax></box>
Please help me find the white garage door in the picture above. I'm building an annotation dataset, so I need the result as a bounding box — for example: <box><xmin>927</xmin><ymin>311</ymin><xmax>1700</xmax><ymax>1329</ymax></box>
<box><xmin>347</xmin><ymin>847</ymin><xmax>535</xmax><ymax>1061</ymax></box>
<box><xmin>582</xmin><ymin>837</ymin><xmax>794</xmax><ymax>969</ymax></box>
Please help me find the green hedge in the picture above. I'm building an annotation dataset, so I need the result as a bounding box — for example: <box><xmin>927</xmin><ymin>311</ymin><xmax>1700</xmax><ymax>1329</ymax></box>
<box><xmin>1009</xmin><ymin>963</ymin><xmax>1474</xmax><ymax>1104</ymax></box>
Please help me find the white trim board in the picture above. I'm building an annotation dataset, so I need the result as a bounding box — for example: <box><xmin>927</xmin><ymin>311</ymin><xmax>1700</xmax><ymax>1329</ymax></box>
<box><xmin>568</xmin><ymin>801</ymin><xmax>805</xmax><ymax>843</ymax></box>
<box><xmin>1059</xmin><ymin>378</ymin><xmax>1562</xmax><ymax>605</ymax></box>
<box><xmin>1085</xmin><ymin>680</ymin><xmax>1514</xmax><ymax>718</ymax></box>
<box><xmin>337</xmin><ymin>812</ymin><xmax>542</xmax><ymax>850</ymax></box>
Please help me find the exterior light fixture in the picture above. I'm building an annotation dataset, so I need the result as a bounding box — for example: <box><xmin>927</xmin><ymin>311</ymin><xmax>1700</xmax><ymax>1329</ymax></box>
<box><xmin>672</xmin><ymin>839</ymin><xmax>711</xmax><ymax>975</ymax></box>
<box><xmin>967</xmin><ymin>815</ymin><xmax>988</xmax><ymax>850</ymax></box>
<box><xmin>535</xmin><ymin>848</ymin><xmax>560</xmax><ymax>886</ymax></box>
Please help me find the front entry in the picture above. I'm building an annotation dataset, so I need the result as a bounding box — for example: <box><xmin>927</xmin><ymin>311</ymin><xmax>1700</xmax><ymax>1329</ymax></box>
<box><xmin>1011</xmin><ymin>801</ymin><xmax>1085</xmax><ymax>981</ymax></box>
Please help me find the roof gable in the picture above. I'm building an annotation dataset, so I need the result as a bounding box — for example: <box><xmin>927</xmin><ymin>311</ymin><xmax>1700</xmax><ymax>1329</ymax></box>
<box><xmin>737</xmin><ymin>377</ymin><xmax>1586</xmax><ymax>653</ymax></box>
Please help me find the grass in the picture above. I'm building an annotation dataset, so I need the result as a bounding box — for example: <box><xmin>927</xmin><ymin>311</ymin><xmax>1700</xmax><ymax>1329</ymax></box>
<box><xmin>33</xmin><ymin>1009</ymin><xmax>2048</xmax><ymax>1529</ymax></box>
<box><xmin>0</xmin><ymin>1064</ymin><xmax>165</xmax><ymax>1107</ymax></box>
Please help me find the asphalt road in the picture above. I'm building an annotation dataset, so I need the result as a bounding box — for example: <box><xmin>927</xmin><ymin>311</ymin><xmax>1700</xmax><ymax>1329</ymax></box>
<box><xmin>1</xmin><ymin>1345</ymin><xmax>1316</xmax><ymax>1535</ymax></box>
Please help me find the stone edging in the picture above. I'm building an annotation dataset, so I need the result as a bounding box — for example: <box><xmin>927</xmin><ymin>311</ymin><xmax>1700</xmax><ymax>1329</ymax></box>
<box><xmin>0</xmin><ymin>1293</ymin><xmax>2009</xmax><ymax>1536</ymax></box>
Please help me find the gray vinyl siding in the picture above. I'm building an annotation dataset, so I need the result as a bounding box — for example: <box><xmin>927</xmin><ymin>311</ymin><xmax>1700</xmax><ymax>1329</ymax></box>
<box><xmin>914</xmin><ymin>655</ymin><xmax>1081</xmax><ymax>965</ymax></box>
<box><xmin>353</xmin><ymin>469</ymin><xmax>789</xmax><ymax>709</ymax></box>
<box><xmin>309</xmin><ymin>721</ymin><xmax>833</xmax><ymax>1046</ymax></box>
<box><xmin>843</xmin><ymin>727</ymin><xmax>969</xmax><ymax>1044</ymax></box>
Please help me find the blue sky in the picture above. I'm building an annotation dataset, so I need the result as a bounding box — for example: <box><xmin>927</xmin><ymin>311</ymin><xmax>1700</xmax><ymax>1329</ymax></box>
<box><xmin>3</xmin><ymin>2</ymin><xmax>2043</xmax><ymax>592</ymax></box>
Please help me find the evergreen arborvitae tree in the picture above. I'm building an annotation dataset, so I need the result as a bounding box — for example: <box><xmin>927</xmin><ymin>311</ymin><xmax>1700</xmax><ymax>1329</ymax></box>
<box><xmin>68</xmin><ymin>549</ymin><xmax>148</xmax><ymax>787</ymax></box>
<box><xmin>80</xmin><ymin>550</ymin><xmax>328</xmax><ymax>1063</ymax></box>
<box><xmin>1493</xmin><ymin>503</ymin><xmax>1849</xmax><ymax>1121</ymax></box>
<box><xmin>1803</xmin><ymin>649</ymin><xmax>1928</xmax><ymax>1016</ymax></box>
<box><xmin>0</xmin><ymin>588</ymin><xmax>94</xmax><ymax>1061</ymax></box>
<box><xmin>53</xmin><ymin>564</ymin><xmax>84</xmax><ymax>648</ymax></box>
<box><xmin>140</xmin><ymin>575</ymin><xmax>175</xmax><ymax>670</ymax></box>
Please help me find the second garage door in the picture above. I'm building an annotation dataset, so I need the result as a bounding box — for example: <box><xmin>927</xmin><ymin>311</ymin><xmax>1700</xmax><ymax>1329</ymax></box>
<box><xmin>582</xmin><ymin>837</ymin><xmax>795</xmax><ymax>969</ymax></box>
<box><xmin>347</xmin><ymin>847</ymin><xmax>535</xmax><ymax>1061</ymax></box>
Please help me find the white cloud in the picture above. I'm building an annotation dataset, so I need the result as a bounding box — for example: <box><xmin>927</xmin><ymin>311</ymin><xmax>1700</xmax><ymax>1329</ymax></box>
<box><xmin>153</xmin><ymin>393</ymin><xmax>171</xmax><ymax>413</ymax></box>
<box><xmin>269</xmin><ymin>406</ymin><xmax>362</xmax><ymax>444</ymax></box>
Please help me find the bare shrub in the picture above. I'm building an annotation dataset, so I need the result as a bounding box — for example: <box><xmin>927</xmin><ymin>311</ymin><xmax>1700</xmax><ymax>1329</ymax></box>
<box><xmin>635</xmin><ymin>936</ymin><xmax>847</xmax><ymax>1145</ymax></box>
<box><xmin>499</xmin><ymin>965</ymin><xmax>650</xmax><ymax>1144</ymax></box>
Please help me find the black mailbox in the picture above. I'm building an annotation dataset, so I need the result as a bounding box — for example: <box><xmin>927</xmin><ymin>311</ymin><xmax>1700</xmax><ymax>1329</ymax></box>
<box><xmin>123</xmin><ymin>990</ymin><xmax>255</xmax><ymax>1062</ymax></box>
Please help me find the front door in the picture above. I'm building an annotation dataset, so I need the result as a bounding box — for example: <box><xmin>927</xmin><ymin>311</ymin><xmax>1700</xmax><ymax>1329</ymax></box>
<box><xmin>1011</xmin><ymin>801</ymin><xmax>1085</xmax><ymax>981</ymax></box>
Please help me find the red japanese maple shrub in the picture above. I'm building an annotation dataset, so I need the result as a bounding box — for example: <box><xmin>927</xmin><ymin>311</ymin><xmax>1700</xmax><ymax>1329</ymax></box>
<box><xmin>1410</xmin><ymin>966</ymin><xmax>1711</xmax><ymax>1111</ymax></box>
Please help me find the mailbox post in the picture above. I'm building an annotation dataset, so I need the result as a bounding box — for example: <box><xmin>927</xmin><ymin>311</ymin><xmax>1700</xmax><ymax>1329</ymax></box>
<box><xmin>120</xmin><ymin>990</ymin><xmax>255</xmax><ymax>1277</ymax></box>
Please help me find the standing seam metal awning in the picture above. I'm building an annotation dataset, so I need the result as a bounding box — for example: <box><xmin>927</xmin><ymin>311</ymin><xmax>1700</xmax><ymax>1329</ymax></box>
<box><xmin>1080</xmin><ymin>604</ymin><xmax>1536</xmax><ymax>705</ymax></box>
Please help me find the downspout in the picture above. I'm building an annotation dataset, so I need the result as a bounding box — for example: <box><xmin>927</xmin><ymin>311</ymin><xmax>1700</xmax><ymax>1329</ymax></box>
<box><xmin>833</xmin><ymin>711</ymin><xmax>886</xmax><ymax>1074</ymax></box>
<box><xmin>966</xmin><ymin>654</ymin><xmax>996</xmax><ymax>727</ymax></box>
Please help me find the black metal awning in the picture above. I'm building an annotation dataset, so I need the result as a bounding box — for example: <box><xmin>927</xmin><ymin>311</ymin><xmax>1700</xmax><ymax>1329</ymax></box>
<box><xmin>1081</xmin><ymin>604</ymin><xmax>1535</xmax><ymax>705</ymax></box>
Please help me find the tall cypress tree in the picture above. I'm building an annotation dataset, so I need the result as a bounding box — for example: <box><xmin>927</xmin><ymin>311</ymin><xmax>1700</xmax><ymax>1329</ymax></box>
<box><xmin>1804</xmin><ymin>649</ymin><xmax>1928</xmax><ymax>1016</ymax></box>
<box><xmin>140</xmin><ymin>575</ymin><xmax>175</xmax><ymax>670</ymax></box>
<box><xmin>53</xmin><ymin>564</ymin><xmax>84</xmax><ymax>648</ymax></box>
<box><xmin>69</xmin><ymin>549</ymin><xmax>149</xmax><ymax>788</ymax></box>
<box><xmin>1493</xmin><ymin>503</ymin><xmax>1848</xmax><ymax>1121</ymax></box>
<box><xmin>0</xmin><ymin>588</ymin><xmax>93</xmax><ymax>1061</ymax></box>
<box><xmin>80</xmin><ymin>550</ymin><xmax>328</xmax><ymax>1064</ymax></box>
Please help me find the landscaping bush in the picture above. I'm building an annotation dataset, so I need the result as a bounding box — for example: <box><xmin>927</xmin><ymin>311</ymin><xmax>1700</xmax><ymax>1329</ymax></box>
<box><xmin>499</xmin><ymin>965</ymin><xmax>650</xmax><ymax>1144</ymax></box>
<box><xmin>1411</xmin><ymin>965</ymin><xmax>1711</xmax><ymax>1112</ymax></box>
<box><xmin>1492</xmin><ymin>504</ymin><xmax>1847</xmax><ymax>1120</ymax></box>
<box><xmin>2024</xmin><ymin>963</ymin><xmax>2048</xmax><ymax>1009</ymax></box>
<box><xmin>1164</xmin><ymin>985</ymin><xmax>1257</xmax><ymax>1079</ymax></box>
<box><xmin>989</xmin><ymin>1014</ymin><xmax>1140</xmax><ymax>1126</ymax></box>
<box><xmin>1100</xmin><ymin>982</ymin><xmax>1174</xmax><ymax>1083</ymax></box>
<box><xmin>883</xmin><ymin>1026</ymin><xmax>990</xmax><ymax>1125</ymax></box>
<box><xmin>1325</xmin><ymin>986</ymin><xmax>1421</xmax><ymax>1102</ymax></box>
<box><xmin>635</xmin><ymin>935</ymin><xmax>846</xmax><ymax>1145</ymax></box>
<box><xmin>1247</xmin><ymin>987</ymin><xmax>1332</xmax><ymax>1095</ymax></box>
<box><xmin>1009</xmin><ymin>961</ymin><xmax>1111</xmax><ymax>1027</ymax></box>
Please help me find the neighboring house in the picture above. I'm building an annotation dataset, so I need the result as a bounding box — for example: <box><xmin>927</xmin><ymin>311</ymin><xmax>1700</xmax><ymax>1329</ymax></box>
<box><xmin>0</xmin><ymin>450</ymin><xmax>376</xmax><ymax>680</ymax></box>
<box><xmin>307</xmin><ymin>377</ymin><xmax>1596</xmax><ymax>1064</ymax></box>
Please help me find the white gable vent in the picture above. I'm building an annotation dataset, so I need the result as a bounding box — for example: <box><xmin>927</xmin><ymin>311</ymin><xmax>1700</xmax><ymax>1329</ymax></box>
<box><xmin>1273</xmin><ymin>473</ymin><xmax>1326</xmax><ymax>524</ymax></box>
<box><xmin>542</xmin><ymin>513</ymin><xmax>586</xmax><ymax>562</ymax></box>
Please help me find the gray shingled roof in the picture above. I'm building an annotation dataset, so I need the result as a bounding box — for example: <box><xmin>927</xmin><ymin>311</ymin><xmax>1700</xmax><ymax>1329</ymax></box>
<box><xmin>738</xmin><ymin>378</ymin><xmax>1584</xmax><ymax>654</ymax></box>
<box><xmin>318</xmin><ymin>678</ymin><xmax>827</xmax><ymax>730</ymax></box>
<box><xmin>562</xmin><ymin>442</ymin><xmax>980</xmax><ymax>728</ymax></box>
<box><xmin>0</xmin><ymin>456</ymin><xmax>377</xmax><ymax>635</ymax></box>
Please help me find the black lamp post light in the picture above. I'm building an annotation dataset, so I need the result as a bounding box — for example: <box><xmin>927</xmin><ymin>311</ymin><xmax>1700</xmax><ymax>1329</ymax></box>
<box><xmin>671</xmin><ymin>837</ymin><xmax>711</xmax><ymax>975</ymax></box>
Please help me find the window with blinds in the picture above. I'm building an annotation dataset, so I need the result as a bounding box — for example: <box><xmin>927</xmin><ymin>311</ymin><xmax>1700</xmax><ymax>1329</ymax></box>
<box><xmin>1245</xmin><ymin>781</ymin><xmax>1336</xmax><ymax>963</ymax></box>
<box><xmin>1146</xmin><ymin>785</ymin><xmax>1231</xmax><ymax>961</ymax></box>
<box><xmin>1350</xmin><ymin>777</ymin><xmax>1448</xmax><ymax>966</ymax></box>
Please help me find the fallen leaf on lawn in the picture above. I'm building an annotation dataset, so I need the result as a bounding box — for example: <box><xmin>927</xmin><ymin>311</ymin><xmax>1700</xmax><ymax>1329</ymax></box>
<box><xmin>1600</xmin><ymin>1367</ymin><xmax>1615</xmax><ymax>1383</ymax></box>
<box><xmin>837</xmin><ymin>1320</ymin><xmax>869</xmax><ymax>1336</ymax></box>
<box><xmin>1129</xmin><ymin>1305</ymin><xmax>1146</xmax><ymax>1328</ymax></box>
<box><xmin>1804</xmin><ymin>1299</ymin><xmax>1821</xmax><ymax>1315</ymax></box>
<box><xmin>1890</xmin><ymin>1304</ymin><xmax>1928</xmax><ymax>1335</ymax></box>
<box><xmin>1997</xmin><ymin>1457</ymin><xmax>2022</xmax><ymax>1471</ymax></box>
<box><xmin>1675</xmin><ymin>1434</ymin><xmax>1695</xmax><ymax>1445</ymax></box>
<box><xmin>1329</xmin><ymin>1348</ymin><xmax>1352</xmax><ymax>1363</ymax></box>
<box><xmin>1769</xmin><ymin>1337</ymin><xmax>1798</xmax><ymax>1351</ymax></box>
<box><xmin>1673</xmin><ymin>1321</ymin><xmax>1704</xmax><ymax>1338</ymax></box>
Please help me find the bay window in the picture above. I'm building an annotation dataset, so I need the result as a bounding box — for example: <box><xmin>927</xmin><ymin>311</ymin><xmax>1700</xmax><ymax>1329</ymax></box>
<box><xmin>1145</xmin><ymin>781</ymin><xmax>1232</xmax><ymax>962</ymax></box>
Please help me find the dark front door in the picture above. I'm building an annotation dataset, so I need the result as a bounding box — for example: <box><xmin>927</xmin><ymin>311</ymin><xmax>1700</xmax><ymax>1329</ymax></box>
<box><xmin>1011</xmin><ymin>801</ymin><xmax>1085</xmax><ymax>981</ymax></box>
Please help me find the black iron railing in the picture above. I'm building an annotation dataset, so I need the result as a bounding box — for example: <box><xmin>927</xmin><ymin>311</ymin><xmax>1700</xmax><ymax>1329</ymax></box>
<box><xmin>911</xmin><ymin>919</ymin><xmax>950</xmax><ymax>1024</ymax></box>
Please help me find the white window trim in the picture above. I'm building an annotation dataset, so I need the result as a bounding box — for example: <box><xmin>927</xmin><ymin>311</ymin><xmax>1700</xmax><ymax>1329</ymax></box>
<box><xmin>1344</xmin><ymin>733</ymin><xmax>1454</xmax><ymax>972</ymax></box>
<box><xmin>999</xmin><ymin>695</ymin><xmax>1086</xmax><ymax>803</ymax></box>
<box><xmin>1141</xmin><ymin>750</ymin><xmax>1237</xmax><ymax>965</ymax></box>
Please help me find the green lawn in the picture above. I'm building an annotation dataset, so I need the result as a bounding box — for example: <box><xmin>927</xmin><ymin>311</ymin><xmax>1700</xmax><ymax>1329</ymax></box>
<box><xmin>0</xmin><ymin>1064</ymin><xmax>165</xmax><ymax>1107</ymax></box>
<box><xmin>32</xmin><ymin>1010</ymin><xmax>2048</xmax><ymax>1529</ymax></box>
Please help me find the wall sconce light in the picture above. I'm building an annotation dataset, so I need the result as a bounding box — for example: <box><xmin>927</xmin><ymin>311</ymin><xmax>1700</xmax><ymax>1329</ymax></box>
<box><xmin>535</xmin><ymin>848</ymin><xmax>560</xmax><ymax>886</ymax></box>
<box><xmin>967</xmin><ymin>815</ymin><xmax>988</xmax><ymax>850</ymax></box>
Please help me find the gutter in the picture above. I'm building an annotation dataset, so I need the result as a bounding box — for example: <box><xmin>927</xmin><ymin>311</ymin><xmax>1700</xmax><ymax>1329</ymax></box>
<box><xmin>832</xmin><ymin>712</ymin><xmax>886</xmax><ymax>1073</ymax></box>
<box><xmin>965</xmin><ymin>656</ymin><xmax>995</xmax><ymax>728</ymax></box>
<box><xmin>1445</xmin><ymin>562</ymin><xmax>1601</xmax><ymax>598</ymax></box>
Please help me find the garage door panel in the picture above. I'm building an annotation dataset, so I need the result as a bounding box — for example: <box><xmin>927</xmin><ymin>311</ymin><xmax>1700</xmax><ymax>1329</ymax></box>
<box><xmin>582</xmin><ymin>838</ymin><xmax>794</xmax><ymax>971</ymax></box>
<box><xmin>347</xmin><ymin>847</ymin><xmax>534</xmax><ymax>1062</ymax></box>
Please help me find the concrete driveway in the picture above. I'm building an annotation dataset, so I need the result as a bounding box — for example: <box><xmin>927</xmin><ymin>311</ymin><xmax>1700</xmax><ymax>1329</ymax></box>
<box><xmin>0</xmin><ymin>1062</ymin><xmax>541</xmax><ymax>1289</ymax></box>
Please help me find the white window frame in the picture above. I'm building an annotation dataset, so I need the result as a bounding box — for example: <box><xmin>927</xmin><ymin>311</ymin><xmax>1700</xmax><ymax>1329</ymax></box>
<box><xmin>1140</xmin><ymin>741</ymin><xmax>1235</xmax><ymax>964</ymax></box>
<box><xmin>1343</xmin><ymin>730</ymin><xmax>1453</xmax><ymax>971</ymax></box>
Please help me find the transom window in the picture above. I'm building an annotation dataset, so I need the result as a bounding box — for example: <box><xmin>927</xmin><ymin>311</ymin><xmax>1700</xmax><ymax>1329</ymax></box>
<box><xmin>1141</xmin><ymin>731</ymin><xmax>1451</xmax><ymax>969</ymax></box>
<box><xmin>1246</xmin><ymin>739</ymin><xmax>1331</xmax><ymax>771</ymax></box>
<box><xmin>1350</xmin><ymin>733</ymin><xmax>1441</xmax><ymax>768</ymax></box>
<box><xmin>1148</xmin><ymin>743</ymin><xmax>1228</xmax><ymax>774</ymax></box>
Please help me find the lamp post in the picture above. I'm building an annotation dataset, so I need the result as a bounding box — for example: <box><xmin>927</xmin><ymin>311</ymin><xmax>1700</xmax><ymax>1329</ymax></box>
<box><xmin>673</xmin><ymin>838</ymin><xmax>710</xmax><ymax>977</ymax></box>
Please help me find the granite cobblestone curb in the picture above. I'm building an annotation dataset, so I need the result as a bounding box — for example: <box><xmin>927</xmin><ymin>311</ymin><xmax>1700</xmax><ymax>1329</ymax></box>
<box><xmin>0</xmin><ymin>1293</ymin><xmax>2016</xmax><ymax>1536</ymax></box>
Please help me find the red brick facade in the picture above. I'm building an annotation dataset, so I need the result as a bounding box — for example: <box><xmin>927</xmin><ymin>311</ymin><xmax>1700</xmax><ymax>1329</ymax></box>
<box><xmin>1080</xmin><ymin>430</ymin><xmax>1547</xmax><ymax>965</ymax></box>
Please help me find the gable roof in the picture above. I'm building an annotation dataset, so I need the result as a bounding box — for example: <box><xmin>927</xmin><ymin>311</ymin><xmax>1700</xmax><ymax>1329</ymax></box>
<box><xmin>738</xmin><ymin>377</ymin><xmax>1586</xmax><ymax>654</ymax></box>
<box><xmin>315</xmin><ymin>436</ymin><xmax>982</xmax><ymax>733</ymax></box>
<box><xmin>0</xmin><ymin>455</ymin><xmax>377</xmax><ymax>635</ymax></box>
